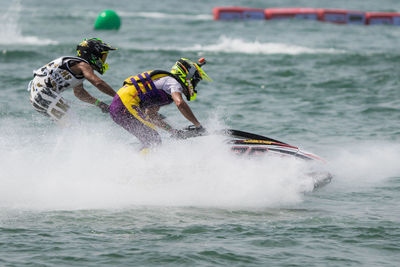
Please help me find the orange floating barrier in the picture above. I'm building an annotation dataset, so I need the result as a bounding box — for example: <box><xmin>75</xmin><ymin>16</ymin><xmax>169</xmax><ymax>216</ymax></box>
<box><xmin>213</xmin><ymin>6</ymin><xmax>400</xmax><ymax>26</ymax></box>
<box><xmin>265</xmin><ymin>8</ymin><xmax>320</xmax><ymax>20</ymax></box>
<box><xmin>366</xmin><ymin>12</ymin><xmax>400</xmax><ymax>25</ymax></box>
<box><xmin>319</xmin><ymin>9</ymin><xmax>366</xmax><ymax>24</ymax></box>
<box><xmin>213</xmin><ymin>7</ymin><xmax>265</xmax><ymax>20</ymax></box>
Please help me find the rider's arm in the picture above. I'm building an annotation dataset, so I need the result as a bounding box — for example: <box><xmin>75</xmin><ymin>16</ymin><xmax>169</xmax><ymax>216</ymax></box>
<box><xmin>73</xmin><ymin>84</ymin><xmax>97</xmax><ymax>104</ymax></box>
<box><xmin>146</xmin><ymin>106</ymin><xmax>175</xmax><ymax>133</ymax></box>
<box><xmin>171</xmin><ymin>92</ymin><xmax>201</xmax><ymax>127</ymax></box>
<box><xmin>76</xmin><ymin>62</ymin><xmax>116</xmax><ymax>97</ymax></box>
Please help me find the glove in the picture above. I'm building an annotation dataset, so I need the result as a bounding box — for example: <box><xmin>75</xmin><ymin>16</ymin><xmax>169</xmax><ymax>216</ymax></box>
<box><xmin>170</xmin><ymin>129</ymin><xmax>187</xmax><ymax>139</ymax></box>
<box><xmin>192</xmin><ymin>125</ymin><xmax>206</xmax><ymax>135</ymax></box>
<box><xmin>185</xmin><ymin>125</ymin><xmax>206</xmax><ymax>135</ymax></box>
<box><xmin>179</xmin><ymin>125</ymin><xmax>207</xmax><ymax>139</ymax></box>
<box><xmin>96</xmin><ymin>101</ymin><xmax>110</xmax><ymax>113</ymax></box>
<box><xmin>170</xmin><ymin>125</ymin><xmax>207</xmax><ymax>139</ymax></box>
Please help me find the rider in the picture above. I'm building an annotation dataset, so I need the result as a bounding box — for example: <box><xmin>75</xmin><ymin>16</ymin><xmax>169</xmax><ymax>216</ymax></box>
<box><xmin>109</xmin><ymin>57</ymin><xmax>212</xmax><ymax>151</ymax></box>
<box><xmin>28</xmin><ymin>38</ymin><xmax>117</xmax><ymax>124</ymax></box>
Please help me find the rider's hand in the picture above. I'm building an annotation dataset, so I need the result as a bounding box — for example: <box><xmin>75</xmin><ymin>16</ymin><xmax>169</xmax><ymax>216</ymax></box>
<box><xmin>193</xmin><ymin>125</ymin><xmax>206</xmax><ymax>135</ymax></box>
<box><xmin>170</xmin><ymin>129</ymin><xmax>186</xmax><ymax>139</ymax></box>
<box><xmin>185</xmin><ymin>125</ymin><xmax>206</xmax><ymax>136</ymax></box>
<box><xmin>96</xmin><ymin>101</ymin><xmax>110</xmax><ymax>113</ymax></box>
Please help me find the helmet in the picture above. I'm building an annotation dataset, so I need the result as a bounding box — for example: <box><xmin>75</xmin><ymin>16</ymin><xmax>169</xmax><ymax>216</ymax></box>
<box><xmin>76</xmin><ymin>38</ymin><xmax>117</xmax><ymax>74</ymax></box>
<box><xmin>171</xmin><ymin>58</ymin><xmax>212</xmax><ymax>101</ymax></box>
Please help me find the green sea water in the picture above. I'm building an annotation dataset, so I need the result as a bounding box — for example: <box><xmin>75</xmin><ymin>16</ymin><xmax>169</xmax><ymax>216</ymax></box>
<box><xmin>1</xmin><ymin>0</ymin><xmax>400</xmax><ymax>266</ymax></box>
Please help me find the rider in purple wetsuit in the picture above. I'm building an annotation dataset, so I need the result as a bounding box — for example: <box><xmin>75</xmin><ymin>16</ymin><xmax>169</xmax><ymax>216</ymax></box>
<box><xmin>109</xmin><ymin>58</ymin><xmax>212</xmax><ymax>152</ymax></box>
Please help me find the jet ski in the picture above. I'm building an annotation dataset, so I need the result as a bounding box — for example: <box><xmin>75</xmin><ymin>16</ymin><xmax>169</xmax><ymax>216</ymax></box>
<box><xmin>223</xmin><ymin>129</ymin><xmax>324</xmax><ymax>161</ymax></box>
<box><xmin>179</xmin><ymin>126</ymin><xmax>333</xmax><ymax>188</ymax></box>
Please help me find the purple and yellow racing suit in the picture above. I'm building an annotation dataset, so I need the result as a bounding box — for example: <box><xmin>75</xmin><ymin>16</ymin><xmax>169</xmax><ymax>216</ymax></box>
<box><xmin>110</xmin><ymin>70</ymin><xmax>188</xmax><ymax>148</ymax></box>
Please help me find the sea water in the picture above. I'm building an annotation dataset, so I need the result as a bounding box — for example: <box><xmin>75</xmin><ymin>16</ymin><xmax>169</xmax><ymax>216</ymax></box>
<box><xmin>0</xmin><ymin>0</ymin><xmax>399</xmax><ymax>266</ymax></box>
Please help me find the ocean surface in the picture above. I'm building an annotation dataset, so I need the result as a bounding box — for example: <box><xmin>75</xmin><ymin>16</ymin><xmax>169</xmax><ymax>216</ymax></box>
<box><xmin>1</xmin><ymin>0</ymin><xmax>400</xmax><ymax>266</ymax></box>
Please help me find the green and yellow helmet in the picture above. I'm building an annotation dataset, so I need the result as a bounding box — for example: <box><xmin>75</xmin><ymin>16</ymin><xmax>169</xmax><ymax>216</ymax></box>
<box><xmin>171</xmin><ymin>58</ymin><xmax>212</xmax><ymax>101</ymax></box>
<box><xmin>76</xmin><ymin>38</ymin><xmax>117</xmax><ymax>75</ymax></box>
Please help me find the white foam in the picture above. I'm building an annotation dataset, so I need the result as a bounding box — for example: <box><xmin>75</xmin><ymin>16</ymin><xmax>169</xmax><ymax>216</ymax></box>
<box><xmin>118</xmin><ymin>11</ymin><xmax>212</xmax><ymax>21</ymax></box>
<box><xmin>184</xmin><ymin>36</ymin><xmax>342</xmax><ymax>55</ymax></box>
<box><xmin>127</xmin><ymin>36</ymin><xmax>343</xmax><ymax>55</ymax></box>
<box><xmin>120</xmin><ymin>36</ymin><xmax>343</xmax><ymax>56</ymax></box>
<box><xmin>0</xmin><ymin>119</ymin><xmax>318</xmax><ymax>211</ymax></box>
<box><xmin>324</xmin><ymin>142</ymin><xmax>400</xmax><ymax>189</ymax></box>
<box><xmin>0</xmin><ymin>0</ymin><xmax>58</xmax><ymax>45</ymax></box>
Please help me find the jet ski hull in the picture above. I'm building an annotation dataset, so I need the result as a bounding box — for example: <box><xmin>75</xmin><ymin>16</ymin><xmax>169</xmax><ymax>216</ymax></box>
<box><xmin>180</xmin><ymin>127</ymin><xmax>333</xmax><ymax>188</ymax></box>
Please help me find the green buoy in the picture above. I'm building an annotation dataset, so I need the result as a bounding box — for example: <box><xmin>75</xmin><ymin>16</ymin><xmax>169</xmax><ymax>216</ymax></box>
<box><xmin>94</xmin><ymin>10</ymin><xmax>121</xmax><ymax>30</ymax></box>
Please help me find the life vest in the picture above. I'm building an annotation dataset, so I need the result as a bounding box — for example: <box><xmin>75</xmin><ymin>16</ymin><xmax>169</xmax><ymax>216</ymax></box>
<box><xmin>121</xmin><ymin>70</ymin><xmax>190</xmax><ymax>109</ymax></box>
<box><xmin>33</xmin><ymin>56</ymin><xmax>89</xmax><ymax>94</ymax></box>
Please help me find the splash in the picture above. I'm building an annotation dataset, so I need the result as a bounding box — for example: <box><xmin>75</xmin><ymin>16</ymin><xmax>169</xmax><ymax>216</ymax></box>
<box><xmin>0</xmin><ymin>0</ymin><xmax>57</xmax><ymax>45</ymax></box>
<box><xmin>129</xmin><ymin>36</ymin><xmax>344</xmax><ymax>55</ymax></box>
<box><xmin>0</xmin><ymin>119</ymin><xmax>317</xmax><ymax>211</ymax></box>
<box><xmin>118</xmin><ymin>11</ymin><xmax>212</xmax><ymax>21</ymax></box>
<box><xmin>326</xmin><ymin>142</ymin><xmax>400</xmax><ymax>188</ymax></box>
<box><xmin>185</xmin><ymin>36</ymin><xmax>343</xmax><ymax>55</ymax></box>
